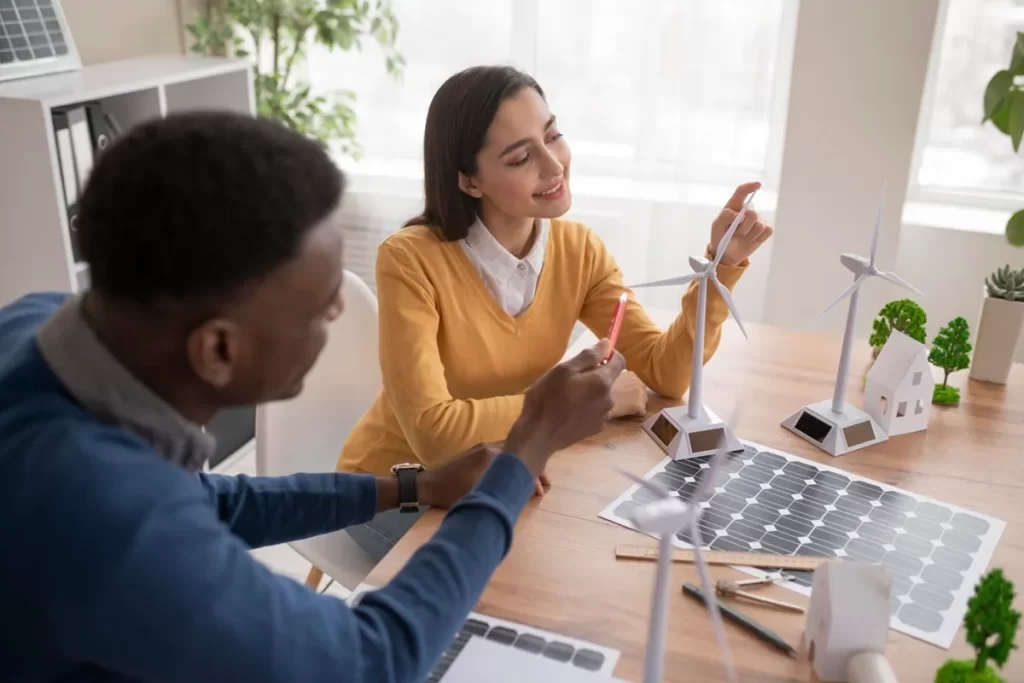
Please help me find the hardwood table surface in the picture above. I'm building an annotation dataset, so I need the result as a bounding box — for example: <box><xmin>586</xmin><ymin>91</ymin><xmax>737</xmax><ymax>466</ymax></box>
<box><xmin>366</xmin><ymin>311</ymin><xmax>1024</xmax><ymax>682</ymax></box>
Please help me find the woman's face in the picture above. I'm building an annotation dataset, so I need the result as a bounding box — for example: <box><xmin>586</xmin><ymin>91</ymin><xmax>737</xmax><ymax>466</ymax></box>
<box><xmin>459</xmin><ymin>87</ymin><xmax>572</xmax><ymax>220</ymax></box>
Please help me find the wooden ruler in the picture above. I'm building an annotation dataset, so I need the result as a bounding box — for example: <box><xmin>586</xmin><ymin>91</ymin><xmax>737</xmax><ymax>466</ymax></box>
<box><xmin>616</xmin><ymin>544</ymin><xmax>831</xmax><ymax>571</ymax></box>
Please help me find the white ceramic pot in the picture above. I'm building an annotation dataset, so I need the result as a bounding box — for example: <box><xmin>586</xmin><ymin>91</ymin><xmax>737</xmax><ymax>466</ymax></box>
<box><xmin>969</xmin><ymin>293</ymin><xmax>1024</xmax><ymax>385</ymax></box>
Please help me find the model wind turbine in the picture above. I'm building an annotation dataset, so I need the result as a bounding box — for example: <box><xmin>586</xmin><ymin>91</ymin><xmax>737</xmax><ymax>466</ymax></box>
<box><xmin>628</xmin><ymin>192</ymin><xmax>755</xmax><ymax>460</ymax></box>
<box><xmin>782</xmin><ymin>186</ymin><xmax>922</xmax><ymax>457</ymax></box>
<box><xmin>619</xmin><ymin>450</ymin><xmax>736</xmax><ymax>683</ymax></box>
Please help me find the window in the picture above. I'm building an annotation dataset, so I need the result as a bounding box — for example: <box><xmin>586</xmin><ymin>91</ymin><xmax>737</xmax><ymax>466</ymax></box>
<box><xmin>911</xmin><ymin>0</ymin><xmax>1024</xmax><ymax>207</ymax></box>
<box><xmin>915</xmin><ymin>399</ymin><xmax>925</xmax><ymax>415</ymax></box>
<box><xmin>307</xmin><ymin>0</ymin><xmax>795</xmax><ymax>187</ymax></box>
<box><xmin>913</xmin><ymin>370</ymin><xmax>923</xmax><ymax>386</ymax></box>
<box><xmin>880</xmin><ymin>396</ymin><xmax>888</xmax><ymax>415</ymax></box>
<box><xmin>897</xmin><ymin>401</ymin><xmax>908</xmax><ymax>418</ymax></box>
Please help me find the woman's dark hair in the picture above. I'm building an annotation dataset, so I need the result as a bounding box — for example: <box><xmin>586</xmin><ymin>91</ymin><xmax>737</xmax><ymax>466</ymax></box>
<box><xmin>405</xmin><ymin>65</ymin><xmax>544</xmax><ymax>241</ymax></box>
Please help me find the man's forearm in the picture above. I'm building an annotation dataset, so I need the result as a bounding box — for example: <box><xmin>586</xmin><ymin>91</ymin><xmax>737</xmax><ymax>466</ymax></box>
<box><xmin>198</xmin><ymin>470</ymin><xmax>387</xmax><ymax>548</ymax></box>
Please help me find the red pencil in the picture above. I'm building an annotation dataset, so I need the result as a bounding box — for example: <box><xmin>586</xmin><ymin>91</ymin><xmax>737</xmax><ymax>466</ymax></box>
<box><xmin>604</xmin><ymin>293</ymin><xmax>628</xmax><ymax>363</ymax></box>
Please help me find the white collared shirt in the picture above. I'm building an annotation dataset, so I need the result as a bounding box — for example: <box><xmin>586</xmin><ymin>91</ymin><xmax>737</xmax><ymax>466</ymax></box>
<box><xmin>460</xmin><ymin>217</ymin><xmax>549</xmax><ymax>317</ymax></box>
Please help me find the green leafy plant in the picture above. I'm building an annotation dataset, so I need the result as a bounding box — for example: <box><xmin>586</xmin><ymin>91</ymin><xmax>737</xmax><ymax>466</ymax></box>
<box><xmin>187</xmin><ymin>0</ymin><xmax>405</xmax><ymax>156</ymax></box>
<box><xmin>936</xmin><ymin>569</ymin><xmax>1020</xmax><ymax>682</ymax></box>
<box><xmin>869</xmin><ymin>299</ymin><xmax>928</xmax><ymax>358</ymax></box>
<box><xmin>982</xmin><ymin>31</ymin><xmax>1024</xmax><ymax>246</ymax></box>
<box><xmin>928</xmin><ymin>316</ymin><xmax>972</xmax><ymax>405</ymax></box>
<box><xmin>986</xmin><ymin>265</ymin><xmax>1024</xmax><ymax>302</ymax></box>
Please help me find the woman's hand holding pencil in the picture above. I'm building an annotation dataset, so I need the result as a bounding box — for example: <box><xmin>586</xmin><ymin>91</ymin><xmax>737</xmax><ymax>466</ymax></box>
<box><xmin>604</xmin><ymin>292</ymin><xmax>649</xmax><ymax>418</ymax></box>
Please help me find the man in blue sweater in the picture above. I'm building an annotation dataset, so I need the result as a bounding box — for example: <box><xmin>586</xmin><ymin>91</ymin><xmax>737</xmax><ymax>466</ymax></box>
<box><xmin>0</xmin><ymin>111</ymin><xmax>625</xmax><ymax>682</ymax></box>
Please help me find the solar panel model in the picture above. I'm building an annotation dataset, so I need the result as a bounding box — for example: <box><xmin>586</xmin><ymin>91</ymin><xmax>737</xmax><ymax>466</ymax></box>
<box><xmin>0</xmin><ymin>0</ymin><xmax>80</xmax><ymax>83</ymax></box>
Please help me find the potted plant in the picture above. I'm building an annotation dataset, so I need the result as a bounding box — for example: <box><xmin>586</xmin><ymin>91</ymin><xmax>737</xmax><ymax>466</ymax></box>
<box><xmin>935</xmin><ymin>568</ymin><xmax>1020</xmax><ymax>683</ymax></box>
<box><xmin>186</xmin><ymin>0</ymin><xmax>404</xmax><ymax>156</ymax></box>
<box><xmin>969</xmin><ymin>266</ymin><xmax>1024</xmax><ymax>385</ymax></box>
<box><xmin>929</xmin><ymin>316</ymin><xmax>972</xmax><ymax>405</ymax></box>
<box><xmin>981</xmin><ymin>31</ymin><xmax>1023</xmax><ymax>247</ymax></box>
<box><xmin>869</xmin><ymin>298</ymin><xmax>928</xmax><ymax>359</ymax></box>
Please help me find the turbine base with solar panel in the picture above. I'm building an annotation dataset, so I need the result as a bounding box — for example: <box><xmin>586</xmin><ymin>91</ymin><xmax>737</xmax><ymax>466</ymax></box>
<box><xmin>782</xmin><ymin>185</ymin><xmax>922</xmax><ymax>457</ymax></box>
<box><xmin>630</xmin><ymin>190</ymin><xmax>757</xmax><ymax>462</ymax></box>
<box><xmin>599</xmin><ymin>440</ymin><xmax>1006</xmax><ymax>651</ymax></box>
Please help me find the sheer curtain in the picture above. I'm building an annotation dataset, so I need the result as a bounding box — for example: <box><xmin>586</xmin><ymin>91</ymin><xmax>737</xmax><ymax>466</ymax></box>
<box><xmin>912</xmin><ymin>0</ymin><xmax>1024</xmax><ymax>207</ymax></box>
<box><xmin>306</xmin><ymin>0</ymin><xmax>796</xmax><ymax>321</ymax></box>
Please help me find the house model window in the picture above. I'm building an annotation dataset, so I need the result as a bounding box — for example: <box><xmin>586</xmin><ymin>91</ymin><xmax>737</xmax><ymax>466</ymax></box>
<box><xmin>880</xmin><ymin>396</ymin><xmax>888</xmax><ymax>415</ymax></box>
<box><xmin>897</xmin><ymin>401</ymin><xmax>907</xmax><ymax>418</ymax></box>
<box><xmin>912</xmin><ymin>371</ymin><xmax>923</xmax><ymax>386</ymax></box>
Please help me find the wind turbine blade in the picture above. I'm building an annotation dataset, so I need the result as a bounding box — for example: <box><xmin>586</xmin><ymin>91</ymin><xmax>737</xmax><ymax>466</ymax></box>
<box><xmin>627</xmin><ymin>273</ymin><xmax>703</xmax><ymax>290</ymax></box>
<box><xmin>869</xmin><ymin>183</ymin><xmax>886</xmax><ymax>268</ymax></box>
<box><xmin>820</xmin><ymin>274</ymin><xmax>866</xmax><ymax>316</ymax></box>
<box><xmin>616</xmin><ymin>467</ymin><xmax>672</xmax><ymax>498</ymax></box>
<box><xmin>710</xmin><ymin>277</ymin><xmax>748</xmax><ymax>339</ymax></box>
<box><xmin>713</xmin><ymin>190</ymin><xmax>758</xmax><ymax>268</ymax></box>
<box><xmin>878</xmin><ymin>270</ymin><xmax>923</xmax><ymax>296</ymax></box>
<box><xmin>690</xmin><ymin>518</ymin><xmax>738</xmax><ymax>683</ymax></box>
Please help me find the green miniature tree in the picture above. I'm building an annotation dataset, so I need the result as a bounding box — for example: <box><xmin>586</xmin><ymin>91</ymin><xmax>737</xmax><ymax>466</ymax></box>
<box><xmin>936</xmin><ymin>569</ymin><xmax>1020</xmax><ymax>682</ymax></box>
<box><xmin>869</xmin><ymin>299</ymin><xmax>928</xmax><ymax>358</ymax></box>
<box><xmin>929</xmin><ymin>316</ymin><xmax>972</xmax><ymax>405</ymax></box>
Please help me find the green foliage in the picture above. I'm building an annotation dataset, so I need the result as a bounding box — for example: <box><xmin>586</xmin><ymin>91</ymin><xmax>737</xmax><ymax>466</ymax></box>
<box><xmin>981</xmin><ymin>31</ymin><xmax>1024</xmax><ymax>246</ymax></box>
<box><xmin>928</xmin><ymin>317</ymin><xmax>972</xmax><ymax>388</ymax></box>
<box><xmin>935</xmin><ymin>659</ymin><xmax>1004</xmax><ymax>683</ymax></box>
<box><xmin>965</xmin><ymin>569</ymin><xmax>1021</xmax><ymax>672</ymax></box>
<box><xmin>186</xmin><ymin>0</ymin><xmax>405</xmax><ymax>156</ymax></box>
<box><xmin>1008</xmin><ymin>211</ymin><xmax>1024</xmax><ymax>248</ymax></box>
<box><xmin>933</xmin><ymin>384</ymin><xmax>961</xmax><ymax>405</ymax></box>
<box><xmin>986</xmin><ymin>265</ymin><xmax>1024</xmax><ymax>301</ymax></box>
<box><xmin>869</xmin><ymin>299</ymin><xmax>928</xmax><ymax>356</ymax></box>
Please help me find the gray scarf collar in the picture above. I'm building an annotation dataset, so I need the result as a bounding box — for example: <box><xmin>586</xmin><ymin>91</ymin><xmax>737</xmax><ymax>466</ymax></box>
<box><xmin>35</xmin><ymin>295</ymin><xmax>216</xmax><ymax>471</ymax></box>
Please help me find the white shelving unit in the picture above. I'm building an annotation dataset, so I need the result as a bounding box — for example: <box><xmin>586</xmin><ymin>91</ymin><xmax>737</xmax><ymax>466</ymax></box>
<box><xmin>0</xmin><ymin>54</ymin><xmax>254</xmax><ymax>300</ymax></box>
<box><xmin>0</xmin><ymin>54</ymin><xmax>257</xmax><ymax>470</ymax></box>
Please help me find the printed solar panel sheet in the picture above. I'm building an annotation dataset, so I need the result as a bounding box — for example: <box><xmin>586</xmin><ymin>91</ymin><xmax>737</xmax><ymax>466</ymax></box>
<box><xmin>599</xmin><ymin>440</ymin><xmax>1005</xmax><ymax>649</ymax></box>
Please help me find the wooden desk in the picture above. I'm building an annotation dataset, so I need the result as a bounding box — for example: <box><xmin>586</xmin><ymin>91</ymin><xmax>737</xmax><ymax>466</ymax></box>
<box><xmin>367</xmin><ymin>314</ymin><xmax>1024</xmax><ymax>682</ymax></box>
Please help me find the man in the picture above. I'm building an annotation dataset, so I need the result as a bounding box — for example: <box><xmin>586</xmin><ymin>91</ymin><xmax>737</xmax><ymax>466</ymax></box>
<box><xmin>0</xmin><ymin>111</ymin><xmax>625</xmax><ymax>682</ymax></box>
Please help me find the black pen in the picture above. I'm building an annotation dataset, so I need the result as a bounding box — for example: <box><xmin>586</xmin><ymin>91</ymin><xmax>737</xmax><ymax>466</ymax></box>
<box><xmin>682</xmin><ymin>582</ymin><xmax>798</xmax><ymax>658</ymax></box>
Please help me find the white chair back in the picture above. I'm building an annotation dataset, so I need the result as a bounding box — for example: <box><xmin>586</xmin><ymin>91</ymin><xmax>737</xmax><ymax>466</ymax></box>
<box><xmin>255</xmin><ymin>269</ymin><xmax>381</xmax><ymax>578</ymax></box>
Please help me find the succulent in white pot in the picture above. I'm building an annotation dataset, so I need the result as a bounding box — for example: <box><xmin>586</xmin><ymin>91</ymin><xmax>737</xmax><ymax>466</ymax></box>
<box><xmin>969</xmin><ymin>265</ymin><xmax>1024</xmax><ymax>385</ymax></box>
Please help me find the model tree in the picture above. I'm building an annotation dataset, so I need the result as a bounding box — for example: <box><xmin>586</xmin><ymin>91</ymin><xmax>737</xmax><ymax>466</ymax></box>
<box><xmin>870</xmin><ymin>299</ymin><xmax>928</xmax><ymax>358</ymax></box>
<box><xmin>936</xmin><ymin>569</ymin><xmax>1020</xmax><ymax>682</ymax></box>
<box><xmin>929</xmin><ymin>316</ymin><xmax>972</xmax><ymax>405</ymax></box>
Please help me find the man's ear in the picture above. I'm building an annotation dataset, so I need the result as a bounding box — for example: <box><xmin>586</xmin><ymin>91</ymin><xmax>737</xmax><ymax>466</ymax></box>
<box><xmin>186</xmin><ymin>319</ymin><xmax>239</xmax><ymax>390</ymax></box>
<box><xmin>458</xmin><ymin>171</ymin><xmax>484</xmax><ymax>198</ymax></box>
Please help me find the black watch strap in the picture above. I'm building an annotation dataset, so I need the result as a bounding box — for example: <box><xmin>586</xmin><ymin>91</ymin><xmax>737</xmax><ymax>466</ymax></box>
<box><xmin>394</xmin><ymin>466</ymin><xmax>420</xmax><ymax>513</ymax></box>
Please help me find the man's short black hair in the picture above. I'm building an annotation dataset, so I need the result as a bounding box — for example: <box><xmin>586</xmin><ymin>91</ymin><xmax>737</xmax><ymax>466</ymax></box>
<box><xmin>78</xmin><ymin>110</ymin><xmax>345</xmax><ymax>305</ymax></box>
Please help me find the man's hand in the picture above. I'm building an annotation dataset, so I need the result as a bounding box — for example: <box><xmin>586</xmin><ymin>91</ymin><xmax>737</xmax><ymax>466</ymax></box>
<box><xmin>416</xmin><ymin>445</ymin><xmax>552</xmax><ymax>509</ymax></box>
<box><xmin>505</xmin><ymin>340</ymin><xmax>626</xmax><ymax>477</ymax></box>
<box><xmin>709</xmin><ymin>181</ymin><xmax>774</xmax><ymax>266</ymax></box>
<box><xmin>417</xmin><ymin>443</ymin><xmax>500</xmax><ymax>509</ymax></box>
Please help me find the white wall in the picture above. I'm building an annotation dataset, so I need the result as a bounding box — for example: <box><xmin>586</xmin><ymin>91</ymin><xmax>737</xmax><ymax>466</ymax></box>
<box><xmin>763</xmin><ymin>0</ymin><xmax>940</xmax><ymax>342</ymax></box>
<box><xmin>62</xmin><ymin>0</ymin><xmax>184</xmax><ymax>65</ymax></box>
<box><xmin>897</xmin><ymin>224</ymin><xmax>1024</xmax><ymax>362</ymax></box>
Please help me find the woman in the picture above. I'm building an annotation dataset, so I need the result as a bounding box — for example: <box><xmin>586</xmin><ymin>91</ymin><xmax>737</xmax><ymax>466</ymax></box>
<box><xmin>335</xmin><ymin>65</ymin><xmax>773</xmax><ymax>565</ymax></box>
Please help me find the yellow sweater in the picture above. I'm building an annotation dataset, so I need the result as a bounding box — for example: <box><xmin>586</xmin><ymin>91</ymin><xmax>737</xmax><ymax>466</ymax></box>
<box><xmin>337</xmin><ymin>218</ymin><xmax>747</xmax><ymax>475</ymax></box>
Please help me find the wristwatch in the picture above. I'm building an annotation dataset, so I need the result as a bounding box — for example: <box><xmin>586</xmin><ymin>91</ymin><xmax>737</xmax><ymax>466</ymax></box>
<box><xmin>391</xmin><ymin>463</ymin><xmax>425</xmax><ymax>513</ymax></box>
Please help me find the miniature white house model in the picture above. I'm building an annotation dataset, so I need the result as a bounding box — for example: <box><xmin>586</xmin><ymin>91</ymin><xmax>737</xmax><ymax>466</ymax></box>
<box><xmin>863</xmin><ymin>331</ymin><xmax>934</xmax><ymax>437</ymax></box>
<box><xmin>804</xmin><ymin>562</ymin><xmax>898</xmax><ymax>682</ymax></box>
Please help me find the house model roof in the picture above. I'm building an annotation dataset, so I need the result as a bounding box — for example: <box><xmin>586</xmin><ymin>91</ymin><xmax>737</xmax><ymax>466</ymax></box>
<box><xmin>867</xmin><ymin>330</ymin><xmax>929</xmax><ymax>390</ymax></box>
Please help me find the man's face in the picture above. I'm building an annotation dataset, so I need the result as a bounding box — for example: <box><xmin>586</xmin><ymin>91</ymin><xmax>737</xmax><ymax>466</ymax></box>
<box><xmin>187</xmin><ymin>215</ymin><xmax>346</xmax><ymax>405</ymax></box>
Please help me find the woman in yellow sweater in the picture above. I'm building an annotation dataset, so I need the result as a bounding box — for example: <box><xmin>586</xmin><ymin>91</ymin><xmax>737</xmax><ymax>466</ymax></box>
<box><xmin>334</xmin><ymin>65</ymin><xmax>774</xmax><ymax>564</ymax></box>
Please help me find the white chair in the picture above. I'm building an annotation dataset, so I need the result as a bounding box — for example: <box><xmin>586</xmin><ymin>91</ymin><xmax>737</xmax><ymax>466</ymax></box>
<box><xmin>255</xmin><ymin>269</ymin><xmax>381</xmax><ymax>592</ymax></box>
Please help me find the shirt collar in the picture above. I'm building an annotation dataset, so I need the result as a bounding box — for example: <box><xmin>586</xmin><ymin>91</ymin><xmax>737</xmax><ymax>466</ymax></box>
<box><xmin>35</xmin><ymin>295</ymin><xmax>216</xmax><ymax>471</ymax></box>
<box><xmin>464</xmin><ymin>217</ymin><xmax>548</xmax><ymax>279</ymax></box>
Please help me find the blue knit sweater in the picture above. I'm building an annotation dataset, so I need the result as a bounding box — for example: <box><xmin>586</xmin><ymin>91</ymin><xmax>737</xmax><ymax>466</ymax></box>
<box><xmin>0</xmin><ymin>293</ymin><xmax>534</xmax><ymax>682</ymax></box>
